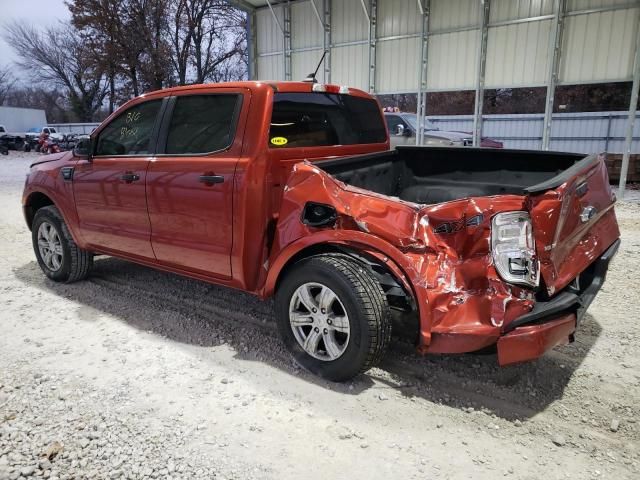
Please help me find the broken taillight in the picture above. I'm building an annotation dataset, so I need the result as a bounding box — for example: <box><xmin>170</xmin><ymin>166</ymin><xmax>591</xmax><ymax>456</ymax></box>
<box><xmin>491</xmin><ymin>211</ymin><xmax>540</xmax><ymax>288</ymax></box>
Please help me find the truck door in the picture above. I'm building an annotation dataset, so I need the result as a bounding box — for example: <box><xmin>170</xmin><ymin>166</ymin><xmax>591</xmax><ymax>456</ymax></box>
<box><xmin>146</xmin><ymin>91</ymin><xmax>245</xmax><ymax>279</ymax></box>
<box><xmin>73</xmin><ymin>98</ymin><xmax>164</xmax><ymax>259</ymax></box>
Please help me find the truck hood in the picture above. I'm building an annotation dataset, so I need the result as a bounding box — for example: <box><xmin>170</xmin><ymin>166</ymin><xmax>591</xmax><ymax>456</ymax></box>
<box><xmin>426</xmin><ymin>131</ymin><xmax>472</xmax><ymax>142</ymax></box>
<box><xmin>30</xmin><ymin>151</ymin><xmax>72</xmax><ymax>167</ymax></box>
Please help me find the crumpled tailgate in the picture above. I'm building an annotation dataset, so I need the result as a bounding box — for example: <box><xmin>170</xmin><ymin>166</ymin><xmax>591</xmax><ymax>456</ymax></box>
<box><xmin>527</xmin><ymin>154</ymin><xmax>619</xmax><ymax>296</ymax></box>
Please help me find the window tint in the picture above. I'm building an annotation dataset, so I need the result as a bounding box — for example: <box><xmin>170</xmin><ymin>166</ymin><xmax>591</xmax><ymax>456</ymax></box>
<box><xmin>269</xmin><ymin>93</ymin><xmax>386</xmax><ymax>148</ymax></box>
<box><xmin>165</xmin><ymin>95</ymin><xmax>239</xmax><ymax>154</ymax></box>
<box><xmin>95</xmin><ymin>100</ymin><xmax>161</xmax><ymax>156</ymax></box>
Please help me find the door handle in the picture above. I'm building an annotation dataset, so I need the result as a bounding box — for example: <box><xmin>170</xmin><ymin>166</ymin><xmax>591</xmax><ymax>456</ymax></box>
<box><xmin>121</xmin><ymin>172</ymin><xmax>140</xmax><ymax>183</ymax></box>
<box><xmin>199</xmin><ymin>175</ymin><xmax>224</xmax><ymax>185</ymax></box>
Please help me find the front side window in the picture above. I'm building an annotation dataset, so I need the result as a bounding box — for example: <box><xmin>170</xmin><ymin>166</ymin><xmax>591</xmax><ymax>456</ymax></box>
<box><xmin>269</xmin><ymin>92</ymin><xmax>386</xmax><ymax>148</ymax></box>
<box><xmin>165</xmin><ymin>94</ymin><xmax>240</xmax><ymax>155</ymax></box>
<box><xmin>385</xmin><ymin>115</ymin><xmax>404</xmax><ymax>134</ymax></box>
<box><xmin>95</xmin><ymin>100</ymin><xmax>162</xmax><ymax>156</ymax></box>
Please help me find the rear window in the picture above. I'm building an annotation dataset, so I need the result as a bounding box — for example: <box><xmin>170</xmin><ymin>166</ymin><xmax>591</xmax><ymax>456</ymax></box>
<box><xmin>269</xmin><ymin>92</ymin><xmax>386</xmax><ymax>148</ymax></box>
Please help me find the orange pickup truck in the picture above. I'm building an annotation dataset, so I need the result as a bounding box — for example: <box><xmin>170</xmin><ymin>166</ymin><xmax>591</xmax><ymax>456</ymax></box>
<box><xmin>23</xmin><ymin>81</ymin><xmax>620</xmax><ymax>381</ymax></box>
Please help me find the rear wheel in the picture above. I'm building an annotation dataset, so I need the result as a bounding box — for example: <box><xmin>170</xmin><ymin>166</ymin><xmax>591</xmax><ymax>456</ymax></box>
<box><xmin>32</xmin><ymin>205</ymin><xmax>93</xmax><ymax>282</ymax></box>
<box><xmin>275</xmin><ymin>254</ymin><xmax>391</xmax><ymax>382</ymax></box>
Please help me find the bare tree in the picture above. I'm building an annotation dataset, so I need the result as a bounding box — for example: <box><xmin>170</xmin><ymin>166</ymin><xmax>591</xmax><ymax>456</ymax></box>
<box><xmin>170</xmin><ymin>0</ymin><xmax>193</xmax><ymax>85</ymax></box>
<box><xmin>68</xmin><ymin>0</ymin><xmax>124</xmax><ymax>112</ymax></box>
<box><xmin>3</xmin><ymin>86</ymin><xmax>71</xmax><ymax>122</ymax></box>
<box><xmin>190</xmin><ymin>0</ymin><xmax>246</xmax><ymax>84</ymax></box>
<box><xmin>167</xmin><ymin>0</ymin><xmax>247</xmax><ymax>85</ymax></box>
<box><xmin>3</xmin><ymin>22</ymin><xmax>108</xmax><ymax>121</ymax></box>
<box><xmin>0</xmin><ymin>67</ymin><xmax>15</xmax><ymax>105</ymax></box>
<box><xmin>69</xmin><ymin>0</ymin><xmax>147</xmax><ymax>99</ymax></box>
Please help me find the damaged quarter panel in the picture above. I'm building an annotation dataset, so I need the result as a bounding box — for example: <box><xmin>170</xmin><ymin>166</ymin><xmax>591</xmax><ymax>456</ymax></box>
<box><xmin>269</xmin><ymin>161</ymin><xmax>536</xmax><ymax>353</ymax></box>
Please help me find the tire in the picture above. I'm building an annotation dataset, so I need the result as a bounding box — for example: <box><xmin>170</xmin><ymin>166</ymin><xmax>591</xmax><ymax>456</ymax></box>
<box><xmin>32</xmin><ymin>205</ymin><xmax>93</xmax><ymax>283</ymax></box>
<box><xmin>275</xmin><ymin>253</ymin><xmax>391</xmax><ymax>382</ymax></box>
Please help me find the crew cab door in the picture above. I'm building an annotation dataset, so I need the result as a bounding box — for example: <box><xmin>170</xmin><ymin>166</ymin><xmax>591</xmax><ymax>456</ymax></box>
<box><xmin>73</xmin><ymin>98</ymin><xmax>164</xmax><ymax>259</ymax></box>
<box><xmin>527</xmin><ymin>155</ymin><xmax>620</xmax><ymax>295</ymax></box>
<box><xmin>146</xmin><ymin>91</ymin><xmax>245</xmax><ymax>278</ymax></box>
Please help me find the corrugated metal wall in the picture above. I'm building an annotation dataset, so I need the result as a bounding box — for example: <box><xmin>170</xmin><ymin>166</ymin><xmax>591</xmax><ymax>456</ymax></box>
<box><xmin>428</xmin><ymin>111</ymin><xmax>640</xmax><ymax>153</ymax></box>
<box><xmin>561</xmin><ymin>5</ymin><xmax>639</xmax><ymax>83</ymax></box>
<box><xmin>253</xmin><ymin>0</ymin><xmax>640</xmax><ymax>154</ymax></box>
<box><xmin>255</xmin><ymin>0</ymin><xmax>640</xmax><ymax>91</ymax></box>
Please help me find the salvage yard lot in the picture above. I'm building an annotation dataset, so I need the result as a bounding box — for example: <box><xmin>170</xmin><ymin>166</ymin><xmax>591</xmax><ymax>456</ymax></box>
<box><xmin>1</xmin><ymin>152</ymin><xmax>639</xmax><ymax>480</ymax></box>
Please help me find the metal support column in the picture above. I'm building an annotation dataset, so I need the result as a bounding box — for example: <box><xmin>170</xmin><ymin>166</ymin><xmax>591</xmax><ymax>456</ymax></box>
<box><xmin>265</xmin><ymin>0</ymin><xmax>288</xmax><ymax>80</ymax></box>
<box><xmin>361</xmin><ymin>0</ymin><xmax>377</xmax><ymax>93</ymax></box>
<box><xmin>323</xmin><ymin>0</ymin><xmax>332</xmax><ymax>83</ymax></box>
<box><xmin>416</xmin><ymin>0</ymin><xmax>430</xmax><ymax>146</ymax></box>
<box><xmin>247</xmin><ymin>9</ymin><xmax>258</xmax><ymax>80</ymax></box>
<box><xmin>542</xmin><ymin>0</ymin><xmax>567</xmax><ymax>150</ymax></box>
<box><xmin>618</xmin><ymin>22</ymin><xmax>640</xmax><ymax>198</ymax></box>
<box><xmin>283</xmin><ymin>1</ymin><xmax>292</xmax><ymax>80</ymax></box>
<box><xmin>472</xmin><ymin>0</ymin><xmax>490</xmax><ymax>147</ymax></box>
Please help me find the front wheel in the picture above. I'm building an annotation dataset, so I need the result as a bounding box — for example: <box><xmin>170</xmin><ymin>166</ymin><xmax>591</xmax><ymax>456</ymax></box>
<box><xmin>275</xmin><ymin>254</ymin><xmax>391</xmax><ymax>382</ymax></box>
<box><xmin>32</xmin><ymin>205</ymin><xmax>93</xmax><ymax>282</ymax></box>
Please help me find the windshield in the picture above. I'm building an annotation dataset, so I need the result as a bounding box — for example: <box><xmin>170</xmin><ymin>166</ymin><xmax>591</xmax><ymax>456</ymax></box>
<box><xmin>48</xmin><ymin>127</ymin><xmax>57</xmax><ymax>133</ymax></box>
<box><xmin>403</xmin><ymin>114</ymin><xmax>438</xmax><ymax>131</ymax></box>
<box><xmin>269</xmin><ymin>92</ymin><xmax>386</xmax><ymax>148</ymax></box>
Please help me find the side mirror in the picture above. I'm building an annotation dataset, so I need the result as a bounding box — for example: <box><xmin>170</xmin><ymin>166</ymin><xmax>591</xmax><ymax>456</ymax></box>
<box><xmin>73</xmin><ymin>136</ymin><xmax>92</xmax><ymax>159</ymax></box>
<box><xmin>395</xmin><ymin>124</ymin><xmax>405</xmax><ymax>136</ymax></box>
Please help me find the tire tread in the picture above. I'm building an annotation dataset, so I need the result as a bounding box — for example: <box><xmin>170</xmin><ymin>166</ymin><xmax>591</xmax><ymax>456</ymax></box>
<box><xmin>34</xmin><ymin>206</ymin><xmax>93</xmax><ymax>283</ymax></box>
<box><xmin>288</xmin><ymin>253</ymin><xmax>391</xmax><ymax>378</ymax></box>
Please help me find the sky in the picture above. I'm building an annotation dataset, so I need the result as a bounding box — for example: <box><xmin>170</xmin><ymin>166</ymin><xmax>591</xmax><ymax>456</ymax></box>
<box><xmin>0</xmin><ymin>0</ymin><xmax>70</xmax><ymax>77</ymax></box>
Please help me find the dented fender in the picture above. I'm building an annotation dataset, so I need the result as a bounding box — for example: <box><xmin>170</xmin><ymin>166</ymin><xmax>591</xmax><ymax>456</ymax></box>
<box><xmin>265</xmin><ymin>162</ymin><xmax>537</xmax><ymax>352</ymax></box>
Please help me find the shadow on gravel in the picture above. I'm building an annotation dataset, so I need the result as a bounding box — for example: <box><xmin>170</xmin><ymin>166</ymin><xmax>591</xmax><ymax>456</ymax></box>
<box><xmin>15</xmin><ymin>257</ymin><xmax>601</xmax><ymax>420</ymax></box>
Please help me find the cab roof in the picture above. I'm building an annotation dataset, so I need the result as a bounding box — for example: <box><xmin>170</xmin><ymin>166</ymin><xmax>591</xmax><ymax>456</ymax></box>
<box><xmin>140</xmin><ymin>81</ymin><xmax>373</xmax><ymax>100</ymax></box>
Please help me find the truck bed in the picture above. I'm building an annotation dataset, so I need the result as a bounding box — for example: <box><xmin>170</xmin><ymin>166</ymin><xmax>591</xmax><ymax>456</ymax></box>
<box><xmin>316</xmin><ymin>146</ymin><xmax>585</xmax><ymax>204</ymax></box>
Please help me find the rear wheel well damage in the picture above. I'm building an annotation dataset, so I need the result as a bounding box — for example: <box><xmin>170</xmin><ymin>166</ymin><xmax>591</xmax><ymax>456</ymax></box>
<box><xmin>274</xmin><ymin>244</ymin><xmax>420</xmax><ymax>343</ymax></box>
<box><xmin>24</xmin><ymin>192</ymin><xmax>54</xmax><ymax>230</ymax></box>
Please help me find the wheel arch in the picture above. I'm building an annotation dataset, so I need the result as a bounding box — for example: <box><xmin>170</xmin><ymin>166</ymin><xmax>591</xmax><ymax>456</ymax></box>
<box><xmin>265</xmin><ymin>235</ymin><xmax>419</xmax><ymax>316</ymax></box>
<box><xmin>24</xmin><ymin>191</ymin><xmax>55</xmax><ymax>230</ymax></box>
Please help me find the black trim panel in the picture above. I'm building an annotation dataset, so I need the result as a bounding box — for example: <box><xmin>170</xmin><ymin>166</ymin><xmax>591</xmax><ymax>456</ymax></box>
<box><xmin>504</xmin><ymin>239</ymin><xmax>620</xmax><ymax>333</ymax></box>
<box><xmin>524</xmin><ymin>154</ymin><xmax>600</xmax><ymax>194</ymax></box>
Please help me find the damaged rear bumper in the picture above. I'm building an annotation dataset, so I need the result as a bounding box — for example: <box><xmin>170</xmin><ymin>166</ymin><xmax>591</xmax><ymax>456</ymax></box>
<box><xmin>497</xmin><ymin>239</ymin><xmax>620</xmax><ymax>365</ymax></box>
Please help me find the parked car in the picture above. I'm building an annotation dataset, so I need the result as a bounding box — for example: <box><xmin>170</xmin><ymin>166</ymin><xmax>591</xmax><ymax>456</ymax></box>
<box><xmin>0</xmin><ymin>136</ymin><xmax>10</xmax><ymax>155</ymax></box>
<box><xmin>0</xmin><ymin>124</ymin><xmax>26</xmax><ymax>150</ymax></box>
<box><xmin>385</xmin><ymin>112</ymin><xmax>504</xmax><ymax>148</ymax></box>
<box><xmin>22</xmin><ymin>81</ymin><xmax>619</xmax><ymax>381</ymax></box>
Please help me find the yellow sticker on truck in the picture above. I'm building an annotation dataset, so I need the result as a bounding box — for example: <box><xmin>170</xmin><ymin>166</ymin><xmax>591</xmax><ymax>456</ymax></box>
<box><xmin>270</xmin><ymin>137</ymin><xmax>288</xmax><ymax>146</ymax></box>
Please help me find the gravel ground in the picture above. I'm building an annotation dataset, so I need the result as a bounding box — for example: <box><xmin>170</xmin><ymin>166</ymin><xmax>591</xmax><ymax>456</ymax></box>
<box><xmin>1</xmin><ymin>151</ymin><xmax>639</xmax><ymax>480</ymax></box>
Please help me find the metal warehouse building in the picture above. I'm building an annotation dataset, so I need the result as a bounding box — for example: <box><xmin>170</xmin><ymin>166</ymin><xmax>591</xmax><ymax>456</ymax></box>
<box><xmin>231</xmin><ymin>0</ymin><xmax>640</xmax><ymax>190</ymax></box>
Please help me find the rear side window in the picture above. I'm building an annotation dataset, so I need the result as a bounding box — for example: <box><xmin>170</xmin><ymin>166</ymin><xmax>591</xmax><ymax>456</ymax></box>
<box><xmin>269</xmin><ymin>92</ymin><xmax>386</xmax><ymax>148</ymax></box>
<box><xmin>95</xmin><ymin>100</ymin><xmax>162</xmax><ymax>156</ymax></box>
<box><xmin>165</xmin><ymin>94</ymin><xmax>240</xmax><ymax>154</ymax></box>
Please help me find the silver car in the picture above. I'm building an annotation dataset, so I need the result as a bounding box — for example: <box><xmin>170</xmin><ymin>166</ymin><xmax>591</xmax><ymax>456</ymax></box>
<box><xmin>384</xmin><ymin>113</ymin><xmax>503</xmax><ymax>149</ymax></box>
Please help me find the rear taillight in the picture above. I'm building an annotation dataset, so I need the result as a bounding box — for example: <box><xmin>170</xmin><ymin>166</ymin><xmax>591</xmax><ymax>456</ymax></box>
<box><xmin>491</xmin><ymin>211</ymin><xmax>539</xmax><ymax>288</ymax></box>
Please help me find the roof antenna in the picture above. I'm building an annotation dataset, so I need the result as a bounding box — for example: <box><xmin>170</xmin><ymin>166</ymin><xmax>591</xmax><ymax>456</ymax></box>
<box><xmin>304</xmin><ymin>50</ymin><xmax>328</xmax><ymax>83</ymax></box>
